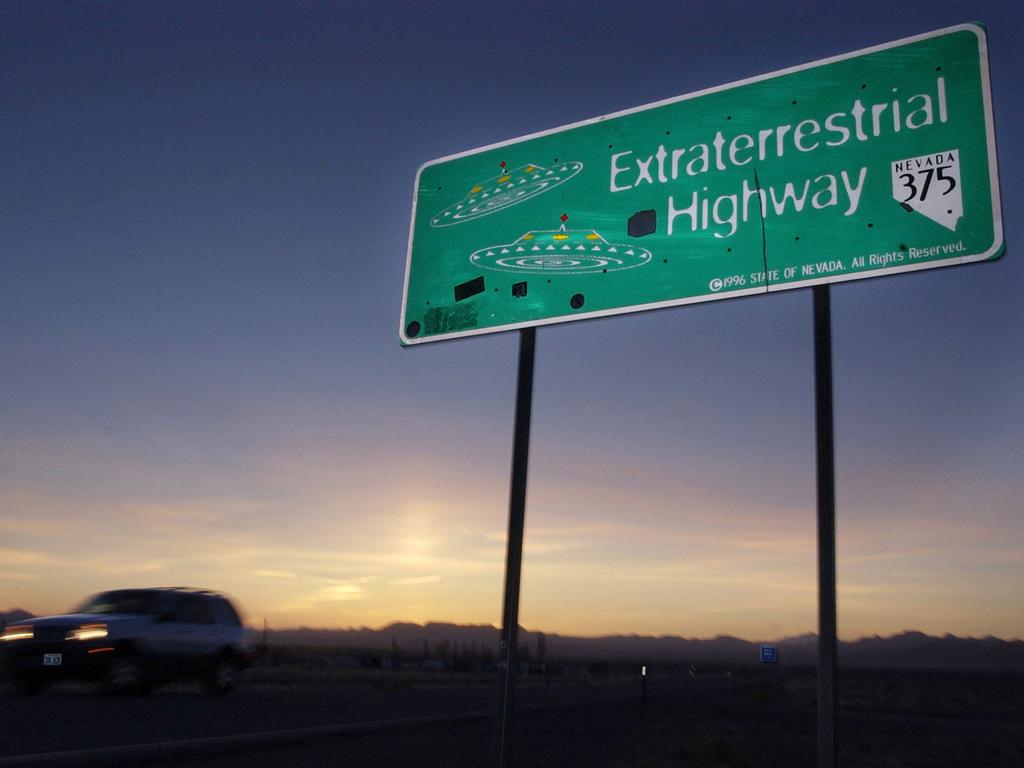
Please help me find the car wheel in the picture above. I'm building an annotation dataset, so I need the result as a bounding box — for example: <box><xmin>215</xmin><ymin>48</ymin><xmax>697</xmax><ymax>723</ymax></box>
<box><xmin>107</xmin><ymin>654</ymin><xmax>147</xmax><ymax>695</ymax></box>
<box><xmin>205</xmin><ymin>654</ymin><xmax>237</xmax><ymax>695</ymax></box>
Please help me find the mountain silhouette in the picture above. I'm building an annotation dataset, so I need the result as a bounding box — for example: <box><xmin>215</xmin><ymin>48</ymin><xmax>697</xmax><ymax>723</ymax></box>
<box><xmin>260</xmin><ymin>622</ymin><xmax>1024</xmax><ymax>672</ymax></box>
<box><xmin>6</xmin><ymin>609</ymin><xmax>1020</xmax><ymax>671</ymax></box>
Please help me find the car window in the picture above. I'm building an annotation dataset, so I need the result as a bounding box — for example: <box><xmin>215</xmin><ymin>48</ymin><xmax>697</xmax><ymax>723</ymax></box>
<box><xmin>75</xmin><ymin>590</ymin><xmax>159</xmax><ymax>615</ymax></box>
<box><xmin>166</xmin><ymin>594</ymin><xmax>214</xmax><ymax>624</ymax></box>
<box><xmin>210</xmin><ymin>597</ymin><xmax>242</xmax><ymax>627</ymax></box>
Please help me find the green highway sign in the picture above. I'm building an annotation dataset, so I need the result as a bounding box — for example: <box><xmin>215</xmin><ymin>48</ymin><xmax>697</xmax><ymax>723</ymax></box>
<box><xmin>401</xmin><ymin>23</ymin><xmax>1002</xmax><ymax>345</ymax></box>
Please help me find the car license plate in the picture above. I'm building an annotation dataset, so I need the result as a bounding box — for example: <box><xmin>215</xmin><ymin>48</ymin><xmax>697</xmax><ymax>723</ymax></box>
<box><xmin>43</xmin><ymin>653</ymin><xmax>62</xmax><ymax>666</ymax></box>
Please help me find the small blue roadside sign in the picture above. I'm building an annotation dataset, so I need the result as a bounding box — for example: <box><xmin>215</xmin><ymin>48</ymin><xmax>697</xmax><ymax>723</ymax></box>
<box><xmin>760</xmin><ymin>643</ymin><xmax>778</xmax><ymax>664</ymax></box>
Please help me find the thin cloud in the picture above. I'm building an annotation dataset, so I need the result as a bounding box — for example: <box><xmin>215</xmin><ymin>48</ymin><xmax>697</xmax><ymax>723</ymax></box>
<box><xmin>0</xmin><ymin>548</ymin><xmax>54</xmax><ymax>566</ymax></box>
<box><xmin>249</xmin><ymin>569</ymin><xmax>299</xmax><ymax>580</ymax></box>
<box><xmin>390</xmin><ymin>575</ymin><xmax>442</xmax><ymax>585</ymax></box>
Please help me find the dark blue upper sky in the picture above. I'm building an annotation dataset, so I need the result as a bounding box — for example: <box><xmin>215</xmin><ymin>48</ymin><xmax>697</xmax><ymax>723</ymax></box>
<box><xmin>1</xmin><ymin>0</ymin><xmax>1021</xmax><ymax>639</ymax></box>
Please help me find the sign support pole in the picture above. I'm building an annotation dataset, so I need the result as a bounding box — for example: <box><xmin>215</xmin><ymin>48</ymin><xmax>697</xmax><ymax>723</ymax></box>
<box><xmin>813</xmin><ymin>285</ymin><xmax>838</xmax><ymax>768</ymax></box>
<box><xmin>494</xmin><ymin>327</ymin><xmax>536</xmax><ymax>768</ymax></box>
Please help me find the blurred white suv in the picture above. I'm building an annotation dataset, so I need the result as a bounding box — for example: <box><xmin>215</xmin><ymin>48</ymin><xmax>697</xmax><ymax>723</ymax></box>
<box><xmin>2</xmin><ymin>588</ymin><xmax>252</xmax><ymax>695</ymax></box>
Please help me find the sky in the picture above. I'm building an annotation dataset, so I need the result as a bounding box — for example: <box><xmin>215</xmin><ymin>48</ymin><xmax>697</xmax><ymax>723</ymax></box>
<box><xmin>1</xmin><ymin>0</ymin><xmax>1022</xmax><ymax>642</ymax></box>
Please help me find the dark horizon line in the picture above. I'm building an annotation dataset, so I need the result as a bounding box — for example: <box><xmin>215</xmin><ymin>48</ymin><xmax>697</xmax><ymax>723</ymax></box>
<box><xmin>255</xmin><ymin>620</ymin><xmax>1024</xmax><ymax>645</ymax></box>
<box><xmin>4</xmin><ymin>609</ymin><xmax>1020</xmax><ymax>644</ymax></box>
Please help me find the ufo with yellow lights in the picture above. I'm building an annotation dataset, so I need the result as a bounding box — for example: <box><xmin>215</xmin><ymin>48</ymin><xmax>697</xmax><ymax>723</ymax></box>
<box><xmin>430</xmin><ymin>161</ymin><xmax>583</xmax><ymax>227</ymax></box>
<box><xmin>469</xmin><ymin>224</ymin><xmax>653</xmax><ymax>274</ymax></box>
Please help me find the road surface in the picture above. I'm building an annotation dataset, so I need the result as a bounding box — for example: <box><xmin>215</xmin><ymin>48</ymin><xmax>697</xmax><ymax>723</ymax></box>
<box><xmin>3</xmin><ymin>675</ymin><xmax>1020</xmax><ymax>767</ymax></box>
<box><xmin>0</xmin><ymin>679</ymin><xmax>665</xmax><ymax>765</ymax></box>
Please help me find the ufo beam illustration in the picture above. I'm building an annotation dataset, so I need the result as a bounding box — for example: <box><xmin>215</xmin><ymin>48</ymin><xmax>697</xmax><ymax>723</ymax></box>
<box><xmin>469</xmin><ymin>224</ymin><xmax>652</xmax><ymax>275</ymax></box>
<box><xmin>430</xmin><ymin>161</ymin><xmax>584</xmax><ymax>227</ymax></box>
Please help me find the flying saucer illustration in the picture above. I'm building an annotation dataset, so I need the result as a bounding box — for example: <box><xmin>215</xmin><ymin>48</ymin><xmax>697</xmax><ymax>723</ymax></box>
<box><xmin>469</xmin><ymin>223</ymin><xmax>653</xmax><ymax>275</ymax></box>
<box><xmin>430</xmin><ymin>161</ymin><xmax>583</xmax><ymax>227</ymax></box>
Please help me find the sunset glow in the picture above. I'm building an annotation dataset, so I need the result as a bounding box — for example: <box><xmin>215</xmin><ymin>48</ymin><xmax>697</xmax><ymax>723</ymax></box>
<box><xmin>2</xmin><ymin>1</ymin><xmax>1022</xmax><ymax>645</ymax></box>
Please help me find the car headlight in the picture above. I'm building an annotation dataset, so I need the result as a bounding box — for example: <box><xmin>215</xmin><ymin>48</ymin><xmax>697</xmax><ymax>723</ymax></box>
<box><xmin>66</xmin><ymin>624</ymin><xmax>108</xmax><ymax>641</ymax></box>
<box><xmin>1</xmin><ymin>625</ymin><xmax>34</xmax><ymax>642</ymax></box>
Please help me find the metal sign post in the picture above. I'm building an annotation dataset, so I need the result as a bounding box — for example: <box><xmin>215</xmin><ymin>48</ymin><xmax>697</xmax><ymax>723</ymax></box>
<box><xmin>494</xmin><ymin>327</ymin><xmax>536</xmax><ymax>768</ymax></box>
<box><xmin>813</xmin><ymin>285</ymin><xmax>838</xmax><ymax>767</ymax></box>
